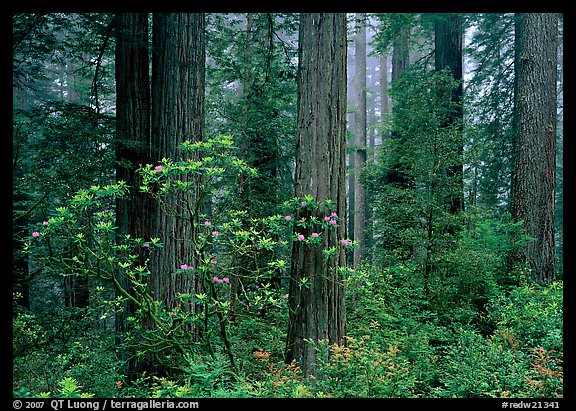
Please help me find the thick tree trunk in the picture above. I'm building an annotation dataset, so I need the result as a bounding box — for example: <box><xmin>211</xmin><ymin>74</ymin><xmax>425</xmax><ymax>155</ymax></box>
<box><xmin>285</xmin><ymin>13</ymin><xmax>347</xmax><ymax>377</ymax></box>
<box><xmin>512</xmin><ymin>13</ymin><xmax>557</xmax><ymax>282</ymax></box>
<box><xmin>149</xmin><ymin>13</ymin><xmax>205</xmax><ymax>310</ymax></box>
<box><xmin>115</xmin><ymin>13</ymin><xmax>151</xmax><ymax>242</ymax></box>
<box><xmin>434</xmin><ymin>13</ymin><xmax>465</xmax><ymax>214</ymax></box>
<box><xmin>114</xmin><ymin>12</ymin><xmax>151</xmax><ymax>381</ymax></box>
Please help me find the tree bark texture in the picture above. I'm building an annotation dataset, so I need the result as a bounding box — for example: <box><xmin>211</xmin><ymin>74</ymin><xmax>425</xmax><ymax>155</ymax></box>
<box><xmin>512</xmin><ymin>13</ymin><xmax>557</xmax><ymax>282</ymax></box>
<box><xmin>114</xmin><ymin>12</ymin><xmax>151</xmax><ymax>380</ymax></box>
<box><xmin>285</xmin><ymin>13</ymin><xmax>347</xmax><ymax>377</ymax></box>
<box><xmin>115</xmin><ymin>12</ymin><xmax>151</xmax><ymax>242</ymax></box>
<box><xmin>434</xmin><ymin>13</ymin><xmax>465</xmax><ymax>214</ymax></box>
<box><xmin>149</xmin><ymin>13</ymin><xmax>205</xmax><ymax>309</ymax></box>
<box><xmin>353</xmin><ymin>13</ymin><xmax>367</xmax><ymax>268</ymax></box>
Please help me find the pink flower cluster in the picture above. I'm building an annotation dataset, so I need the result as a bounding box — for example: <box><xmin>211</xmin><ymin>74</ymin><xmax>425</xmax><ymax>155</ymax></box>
<box><xmin>31</xmin><ymin>221</ymin><xmax>51</xmax><ymax>238</ymax></box>
<box><xmin>323</xmin><ymin>212</ymin><xmax>338</xmax><ymax>225</ymax></box>
<box><xmin>341</xmin><ymin>239</ymin><xmax>353</xmax><ymax>246</ymax></box>
<box><xmin>296</xmin><ymin>232</ymin><xmax>320</xmax><ymax>241</ymax></box>
<box><xmin>180</xmin><ymin>264</ymin><xmax>194</xmax><ymax>270</ymax></box>
<box><xmin>155</xmin><ymin>165</ymin><xmax>163</xmax><ymax>171</ymax></box>
<box><xmin>213</xmin><ymin>276</ymin><xmax>230</xmax><ymax>283</ymax></box>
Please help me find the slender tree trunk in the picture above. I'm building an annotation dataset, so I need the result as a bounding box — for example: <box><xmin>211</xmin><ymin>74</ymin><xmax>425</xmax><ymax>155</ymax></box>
<box><xmin>380</xmin><ymin>53</ymin><xmax>389</xmax><ymax>123</ymax></box>
<box><xmin>353</xmin><ymin>13</ymin><xmax>367</xmax><ymax>268</ymax></box>
<box><xmin>148</xmin><ymin>13</ymin><xmax>205</xmax><ymax>314</ymax></box>
<box><xmin>386</xmin><ymin>23</ymin><xmax>410</xmax><ymax>187</ymax></box>
<box><xmin>512</xmin><ymin>13</ymin><xmax>557</xmax><ymax>282</ymax></box>
<box><xmin>347</xmin><ymin>41</ymin><xmax>356</xmax><ymax>265</ymax></box>
<box><xmin>285</xmin><ymin>12</ymin><xmax>347</xmax><ymax>377</ymax></box>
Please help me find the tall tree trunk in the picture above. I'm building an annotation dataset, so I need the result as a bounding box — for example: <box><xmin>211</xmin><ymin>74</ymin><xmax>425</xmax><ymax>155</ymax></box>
<box><xmin>114</xmin><ymin>12</ymin><xmax>151</xmax><ymax>381</ymax></box>
<box><xmin>386</xmin><ymin>23</ymin><xmax>410</xmax><ymax>187</ymax></box>
<box><xmin>434</xmin><ymin>13</ymin><xmax>465</xmax><ymax>214</ymax></box>
<box><xmin>285</xmin><ymin>12</ymin><xmax>347</xmax><ymax>377</ymax></box>
<box><xmin>353</xmin><ymin>13</ymin><xmax>367</xmax><ymax>268</ymax></box>
<box><xmin>379</xmin><ymin>52</ymin><xmax>390</xmax><ymax>147</ymax></box>
<box><xmin>512</xmin><ymin>13</ymin><xmax>557</xmax><ymax>282</ymax></box>
<box><xmin>347</xmin><ymin>40</ymin><xmax>356</xmax><ymax>265</ymax></box>
<box><xmin>149</xmin><ymin>13</ymin><xmax>205</xmax><ymax>314</ymax></box>
<box><xmin>391</xmin><ymin>25</ymin><xmax>409</xmax><ymax>85</ymax></box>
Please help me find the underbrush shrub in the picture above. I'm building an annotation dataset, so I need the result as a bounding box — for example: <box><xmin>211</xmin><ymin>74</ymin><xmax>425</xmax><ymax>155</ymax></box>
<box><xmin>311</xmin><ymin>335</ymin><xmax>417</xmax><ymax>398</ymax></box>
<box><xmin>487</xmin><ymin>281</ymin><xmax>563</xmax><ymax>352</ymax></box>
<box><xmin>434</xmin><ymin>329</ymin><xmax>529</xmax><ymax>398</ymax></box>
<box><xmin>253</xmin><ymin>353</ymin><xmax>309</xmax><ymax>398</ymax></box>
<box><xmin>521</xmin><ymin>346</ymin><xmax>563</xmax><ymax>398</ymax></box>
<box><xmin>13</xmin><ymin>326</ymin><xmax>122</xmax><ymax>398</ymax></box>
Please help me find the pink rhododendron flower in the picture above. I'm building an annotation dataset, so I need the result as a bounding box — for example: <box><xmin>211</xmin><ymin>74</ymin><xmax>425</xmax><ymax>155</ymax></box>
<box><xmin>43</xmin><ymin>221</ymin><xmax>49</xmax><ymax>225</ymax></box>
<box><xmin>212</xmin><ymin>231</ymin><xmax>219</xmax><ymax>237</ymax></box>
<box><xmin>222</xmin><ymin>277</ymin><xmax>230</xmax><ymax>283</ymax></box>
<box><xmin>297</xmin><ymin>234</ymin><xmax>305</xmax><ymax>241</ymax></box>
<box><xmin>204</xmin><ymin>221</ymin><xmax>212</xmax><ymax>226</ymax></box>
<box><xmin>143</xmin><ymin>242</ymin><xmax>150</xmax><ymax>247</ymax></box>
<box><xmin>301</xmin><ymin>201</ymin><xmax>307</xmax><ymax>207</ymax></box>
<box><xmin>211</xmin><ymin>259</ymin><xmax>217</xmax><ymax>264</ymax></box>
<box><xmin>331</xmin><ymin>212</ymin><xmax>338</xmax><ymax>217</ymax></box>
<box><xmin>311</xmin><ymin>232</ymin><xmax>319</xmax><ymax>238</ymax></box>
<box><xmin>285</xmin><ymin>215</ymin><xmax>292</xmax><ymax>221</ymax></box>
<box><xmin>341</xmin><ymin>239</ymin><xmax>350</xmax><ymax>246</ymax></box>
<box><xmin>155</xmin><ymin>165</ymin><xmax>163</xmax><ymax>171</ymax></box>
<box><xmin>329</xmin><ymin>219</ymin><xmax>337</xmax><ymax>225</ymax></box>
<box><xmin>32</xmin><ymin>231</ymin><xmax>40</xmax><ymax>237</ymax></box>
<box><xmin>213</xmin><ymin>276</ymin><xmax>219</xmax><ymax>282</ymax></box>
<box><xmin>324</xmin><ymin>216</ymin><xmax>331</xmax><ymax>221</ymax></box>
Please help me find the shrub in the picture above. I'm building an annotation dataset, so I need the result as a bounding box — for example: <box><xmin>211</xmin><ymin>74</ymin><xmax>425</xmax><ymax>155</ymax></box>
<box><xmin>312</xmin><ymin>335</ymin><xmax>417</xmax><ymax>398</ymax></box>
<box><xmin>487</xmin><ymin>281</ymin><xmax>563</xmax><ymax>352</ymax></box>
<box><xmin>434</xmin><ymin>329</ymin><xmax>529</xmax><ymax>398</ymax></box>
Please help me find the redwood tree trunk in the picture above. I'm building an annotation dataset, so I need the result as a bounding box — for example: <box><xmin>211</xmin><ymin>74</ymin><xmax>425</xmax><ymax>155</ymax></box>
<box><xmin>512</xmin><ymin>13</ymin><xmax>557</xmax><ymax>282</ymax></box>
<box><xmin>434</xmin><ymin>13</ymin><xmax>465</xmax><ymax>214</ymax></box>
<box><xmin>353</xmin><ymin>13</ymin><xmax>367</xmax><ymax>268</ymax></box>
<box><xmin>114</xmin><ymin>12</ymin><xmax>151</xmax><ymax>381</ymax></box>
<box><xmin>149</xmin><ymin>13</ymin><xmax>205</xmax><ymax>309</ymax></box>
<box><xmin>115</xmin><ymin>12</ymin><xmax>151</xmax><ymax>243</ymax></box>
<box><xmin>285</xmin><ymin>13</ymin><xmax>347</xmax><ymax>377</ymax></box>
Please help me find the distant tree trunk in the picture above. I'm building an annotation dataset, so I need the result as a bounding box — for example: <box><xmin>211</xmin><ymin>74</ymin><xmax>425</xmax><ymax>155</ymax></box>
<box><xmin>386</xmin><ymin>23</ymin><xmax>410</xmax><ymax>187</ymax></box>
<box><xmin>347</xmin><ymin>40</ymin><xmax>356</xmax><ymax>265</ymax></box>
<box><xmin>285</xmin><ymin>12</ymin><xmax>347</xmax><ymax>377</ymax></box>
<box><xmin>353</xmin><ymin>13</ymin><xmax>367</xmax><ymax>268</ymax></box>
<box><xmin>148</xmin><ymin>13</ymin><xmax>205</xmax><ymax>313</ymax></box>
<box><xmin>113</xmin><ymin>12</ymin><xmax>151</xmax><ymax>381</ymax></box>
<box><xmin>233</xmin><ymin>13</ymin><xmax>281</xmax><ymax>321</ymax></box>
<box><xmin>391</xmin><ymin>25</ymin><xmax>409</xmax><ymax>85</ymax></box>
<box><xmin>379</xmin><ymin>53</ymin><xmax>390</xmax><ymax>143</ymax></box>
<box><xmin>511</xmin><ymin>13</ymin><xmax>557</xmax><ymax>282</ymax></box>
<box><xmin>365</xmin><ymin>53</ymin><xmax>378</xmax><ymax>254</ymax></box>
<box><xmin>434</xmin><ymin>13</ymin><xmax>465</xmax><ymax>214</ymax></box>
